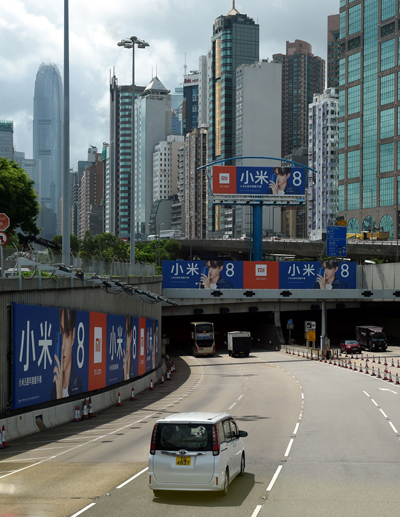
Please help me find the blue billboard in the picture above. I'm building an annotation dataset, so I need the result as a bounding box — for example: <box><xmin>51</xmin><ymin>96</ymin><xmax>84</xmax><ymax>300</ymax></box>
<box><xmin>279</xmin><ymin>260</ymin><xmax>356</xmax><ymax>289</ymax></box>
<box><xmin>162</xmin><ymin>260</ymin><xmax>243</xmax><ymax>289</ymax></box>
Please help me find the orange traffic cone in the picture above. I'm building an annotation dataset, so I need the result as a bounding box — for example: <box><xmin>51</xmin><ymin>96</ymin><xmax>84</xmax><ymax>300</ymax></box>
<box><xmin>150</xmin><ymin>379</ymin><xmax>154</xmax><ymax>390</ymax></box>
<box><xmin>130</xmin><ymin>387</ymin><xmax>136</xmax><ymax>401</ymax></box>
<box><xmin>82</xmin><ymin>398</ymin><xmax>89</xmax><ymax>419</ymax></box>
<box><xmin>116</xmin><ymin>392</ymin><xmax>123</xmax><ymax>407</ymax></box>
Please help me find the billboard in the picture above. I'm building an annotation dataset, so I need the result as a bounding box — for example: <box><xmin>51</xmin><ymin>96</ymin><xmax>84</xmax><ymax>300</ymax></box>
<box><xmin>162</xmin><ymin>260</ymin><xmax>357</xmax><ymax>290</ymax></box>
<box><xmin>12</xmin><ymin>303</ymin><xmax>159</xmax><ymax>410</ymax></box>
<box><xmin>212</xmin><ymin>165</ymin><xmax>306</xmax><ymax>196</ymax></box>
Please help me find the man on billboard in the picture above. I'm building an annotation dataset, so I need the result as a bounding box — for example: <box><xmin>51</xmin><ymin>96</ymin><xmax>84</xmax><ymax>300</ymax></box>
<box><xmin>52</xmin><ymin>309</ymin><xmax>82</xmax><ymax>399</ymax></box>
<box><xmin>268</xmin><ymin>167</ymin><xmax>300</xmax><ymax>195</ymax></box>
<box><xmin>314</xmin><ymin>260</ymin><xmax>349</xmax><ymax>289</ymax></box>
<box><xmin>200</xmin><ymin>260</ymin><xmax>234</xmax><ymax>289</ymax></box>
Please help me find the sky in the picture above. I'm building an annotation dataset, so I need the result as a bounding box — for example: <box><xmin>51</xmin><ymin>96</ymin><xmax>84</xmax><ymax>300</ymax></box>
<box><xmin>1</xmin><ymin>0</ymin><xmax>339</xmax><ymax>170</ymax></box>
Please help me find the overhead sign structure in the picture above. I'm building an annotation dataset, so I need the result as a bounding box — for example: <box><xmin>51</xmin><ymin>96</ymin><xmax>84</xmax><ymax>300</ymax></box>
<box><xmin>212</xmin><ymin>165</ymin><xmax>306</xmax><ymax>198</ymax></box>
<box><xmin>0</xmin><ymin>213</ymin><xmax>10</xmax><ymax>232</ymax></box>
<box><xmin>327</xmin><ymin>225</ymin><xmax>347</xmax><ymax>257</ymax></box>
<box><xmin>0</xmin><ymin>232</ymin><xmax>8</xmax><ymax>246</ymax></box>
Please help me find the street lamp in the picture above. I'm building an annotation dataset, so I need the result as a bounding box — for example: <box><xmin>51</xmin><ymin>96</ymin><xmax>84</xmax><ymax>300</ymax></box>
<box><xmin>117</xmin><ymin>36</ymin><xmax>149</xmax><ymax>274</ymax></box>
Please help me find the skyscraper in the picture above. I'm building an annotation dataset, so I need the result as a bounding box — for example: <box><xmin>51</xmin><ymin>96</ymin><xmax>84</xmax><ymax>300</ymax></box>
<box><xmin>273</xmin><ymin>40</ymin><xmax>325</xmax><ymax>158</ymax></box>
<box><xmin>0</xmin><ymin>121</ymin><xmax>14</xmax><ymax>160</ymax></box>
<box><xmin>208</xmin><ymin>3</ymin><xmax>259</xmax><ymax>235</ymax></box>
<box><xmin>327</xmin><ymin>14</ymin><xmax>340</xmax><ymax>88</ymax></box>
<box><xmin>33</xmin><ymin>63</ymin><xmax>63</xmax><ymax>227</ymax></box>
<box><xmin>338</xmin><ymin>0</ymin><xmax>397</xmax><ymax>240</ymax></box>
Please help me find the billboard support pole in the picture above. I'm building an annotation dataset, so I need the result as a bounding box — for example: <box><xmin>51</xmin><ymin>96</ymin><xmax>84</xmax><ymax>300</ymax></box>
<box><xmin>253</xmin><ymin>205</ymin><xmax>263</xmax><ymax>261</ymax></box>
<box><xmin>320</xmin><ymin>299</ymin><xmax>327</xmax><ymax>352</ymax></box>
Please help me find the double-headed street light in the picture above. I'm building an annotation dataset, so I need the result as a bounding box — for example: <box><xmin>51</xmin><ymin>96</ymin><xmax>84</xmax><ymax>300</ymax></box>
<box><xmin>117</xmin><ymin>36</ymin><xmax>149</xmax><ymax>274</ymax></box>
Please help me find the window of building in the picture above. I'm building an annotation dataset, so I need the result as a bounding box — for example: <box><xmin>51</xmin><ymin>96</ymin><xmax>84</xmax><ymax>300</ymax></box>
<box><xmin>380</xmin><ymin>108</ymin><xmax>394</xmax><ymax>139</ymax></box>
<box><xmin>347</xmin><ymin>117</ymin><xmax>360</xmax><ymax>146</ymax></box>
<box><xmin>347</xmin><ymin>85</ymin><xmax>360</xmax><ymax>115</ymax></box>
<box><xmin>348</xmin><ymin>149</ymin><xmax>360</xmax><ymax>178</ymax></box>
<box><xmin>338</xmin><ymin>184</ymin><xmax>344</xmax><ymax>212</ymax></box>
<box><xmin>347</xmin><ymin>182</ymin><xmax>360</xmax><ymax>210</ymax></box>
<box><xmin>381</xmin><ymin>39</ymin><xmax>395</xmax><ymax>71</ymax></box>
<box><xmin>348</xmin><ymin>52</ymin><xmax>361</xmax><ymax>82</ymax></box>
<box><xmin>380</xmin><ymin>142</ymin><xmax>394</xmax><ymax>172</ymax></box>
<box><xmin>381</xmin><ymin>73</ymin><xmax>395</xmax><ymax>105</ymax></box>
<box><xmin>381</xmin><ymin>0</ymin><xmax>395</xmax><ymax>21</ymax></box>
<box><xmin>348</xmin><ymin>4</ymin><xmax>361</xmax><ymax>34</ymax></box>
<box><xmin>340</xmin><ymin>11</ymin><xmax>347</xmax><ymax>39</ymax></box>
<box><xmin>380</xmin><ymin>177</ymin><xmax>394</xmax><ymax>206</ymax></box>
<box><xmin>381</xmin><ymin>22</ymin><xmax>395</xmax><ymax>37</ymax></box>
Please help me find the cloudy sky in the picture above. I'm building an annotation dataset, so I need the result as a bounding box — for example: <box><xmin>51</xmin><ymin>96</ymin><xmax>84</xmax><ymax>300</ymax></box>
<box><xmin>1</xmin><ymin>0</ymin><xmax>339</xmax><ymax>169</ymax></box>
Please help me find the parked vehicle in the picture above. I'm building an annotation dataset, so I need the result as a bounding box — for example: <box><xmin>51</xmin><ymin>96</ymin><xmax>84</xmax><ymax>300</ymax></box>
<box><xmin>355</xmin><ymin>326</ymin><xmax>387</xmax><ymax>352</ymax></box>
<box><xmin>148</xmin><ymin>412</ymin><xmax>248</xmax><ymax>496</ymax></box>
<box><xmin>227</xmin><ymin>331</ymin><xmax>251</xmax><ymax>357</ymax></box>
<box><xmin>340</xmin><ymin>339</ymin><xmax>361</xmax><ymax>355</ymax></box>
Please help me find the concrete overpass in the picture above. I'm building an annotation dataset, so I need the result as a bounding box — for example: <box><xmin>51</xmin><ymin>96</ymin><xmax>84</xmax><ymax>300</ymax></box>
<box><xmin>179</xmin><ymin>238</ymin><xmax>400</xmax><ymax>262</ymax></box>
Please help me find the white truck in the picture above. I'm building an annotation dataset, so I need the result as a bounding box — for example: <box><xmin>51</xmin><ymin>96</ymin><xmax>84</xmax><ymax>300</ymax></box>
<box><xmin>227</xmin><ymin>331</ymin><xmax>251</xmax><ymax>358</ymax></box>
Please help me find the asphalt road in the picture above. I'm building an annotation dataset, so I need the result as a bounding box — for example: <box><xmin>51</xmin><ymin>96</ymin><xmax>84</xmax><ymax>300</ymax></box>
<box><xmin>2</xmin><ymin>348</ymin><xmax>400</xmax><ymax>516</ymax></box>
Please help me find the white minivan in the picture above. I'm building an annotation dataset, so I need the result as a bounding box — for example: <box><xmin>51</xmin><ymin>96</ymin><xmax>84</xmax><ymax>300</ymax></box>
<box><xmin>148</xmin><ymin>412</ymin><xmax>248</xmax><ymax>496</ymax></box>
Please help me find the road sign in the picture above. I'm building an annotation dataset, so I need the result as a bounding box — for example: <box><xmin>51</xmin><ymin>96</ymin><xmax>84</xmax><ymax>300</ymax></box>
<box><xmin>287</xmin><ymin>319</ymin><xmax>294</xmax><ymax>330</ymax></box>
<box><xmin>306</xmin><ymin>331</ymin><xmax>316</xmax><ymax>342</ymax></box>
<box><xmin>0</xmin><ymin>232</ymin><xmax>8</xmax><ymax>246</ymax></box>
<box><xmin>305</xmin><ymin>321</ymin><xmax>316</xmax><ymax>331</ymax></box>
<box><xmin>0</xmin><ymin>213</ymin><xmax>10</xmax><ymax>232</ymax></box>
<box><xmin>327</xmin><ymin>225</ymin><xmax>347</xmax><ymax>257</ymax></box>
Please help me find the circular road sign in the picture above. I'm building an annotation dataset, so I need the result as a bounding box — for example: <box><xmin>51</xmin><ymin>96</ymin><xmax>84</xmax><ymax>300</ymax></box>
<box><xmin>0</xmin><ymin>232</ymin><xmax>8</xmax><ymax>246</ymax></box>
<box><xmin>0</xmin><ymin>213</ymin><xmax>10</xmax><ymax>232</ymax></box>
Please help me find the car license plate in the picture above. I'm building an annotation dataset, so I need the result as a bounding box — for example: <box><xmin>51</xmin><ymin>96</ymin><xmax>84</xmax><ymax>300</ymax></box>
<box><xmin>176</xmin><ymin>456</ymin><xmax>191</xmax><ymax>466</ymax></box>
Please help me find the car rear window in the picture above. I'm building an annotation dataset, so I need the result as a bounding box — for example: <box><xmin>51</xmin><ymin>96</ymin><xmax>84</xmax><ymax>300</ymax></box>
<box><xmin>156</xmin><ymin>423</ymin><xmax>213</xmax><ymax>451</ymax></box>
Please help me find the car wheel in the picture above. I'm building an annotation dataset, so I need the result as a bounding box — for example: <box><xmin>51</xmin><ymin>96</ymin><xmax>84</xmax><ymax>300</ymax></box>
<box><xmin>220</xmin><ymin>469</ymin><xmax>229</xmax><ymax>496</ymax></box>
<box><xmin>240</xmin><ymin>453</ymin><xmax>245</xmax><ymax>475</ymax></box>
<box><xmin>153</xmin><ymin>490</ymin><xmax>163</xmax><ymax>497</ymax></box>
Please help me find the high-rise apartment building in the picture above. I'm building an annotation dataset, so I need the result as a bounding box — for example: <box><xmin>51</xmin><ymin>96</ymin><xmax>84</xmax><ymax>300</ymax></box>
<box><xmin>153</xmin><ymin>135</ymin><xmax>184</xmax><ymax>202</ymax></box>
<box><xmin>78</xmin><ymin>153</ymin><xmax>104</xmax><ymax>239</ymax></box>
<box><xmin>208</xmin><ymin>4</ymin><xmax>259</xmax><ymax>235</ymax></box>
<box><xmin>135</xmin><ymin>76</ymin><xmax>172</xmax><ymax>237</ymax></box>
<box><xmin>33</xmin><ymin>63</ymin><xmax>63</xmax><ymax>225</ymax></box>
<box><xmin>338</xmin><ymin>0</ymin><xmax>398</xmax><ymax>239</ymax></box>
<box><xmin>0</xmin><ymin>121</ymin><xmax>14</xmax><ymax>160</ymax></box>
<box><xmin>308</xmin><ymin>88</ymin><xmax>339</xmax><ymax>235</ymax></box>
<box><xmin>109</xmin><ymin>73</ymin><xmax>145</xmax><ymax>239</ymax></box>
<box><xmin>183</xmin><ymin>71</ymin><xmax>200</xmax><ymax>135</ymax></box>
<box><xmin>327</xmin><ymin>14</ymin><xmax>341</xmax><ymax>88</ymax></box>
<box><xmin>273</xmin><ymin>40</ymin><xmax>325</xmax><ymax>158</ymax></box>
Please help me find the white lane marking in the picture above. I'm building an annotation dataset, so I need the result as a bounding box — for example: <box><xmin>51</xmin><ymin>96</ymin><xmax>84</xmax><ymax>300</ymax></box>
<box><xmin>371</xmin><ymin>399</ymin><xmax>379</xmax><ymax>407</ymax></box>
<box><xmin>380</xmin><ymin>408</ymin><xmax>388</xmax><ymax>419</ymax></box>
<box><xmin>266</xmin><ymin>465</ymin><xmax>282</xmax><ymax>491</ymax></box>
<box><xmin>293</xmin><ymin>423</ymin><xmax>299</xmax><ymax>435</ymax></box>
<box><xmin>228</xmin><ymin>402</ymin><xmax>237</xmax><ymax>410</ymax></box>
<box><xmin>251</xmin><ymin>505</ymin><xmax>263</xmax><ymax>517</ymax></box>
<box><xmin>238</xmin><ymin>395</ymin><xmax>243</xmax><ymax>401</ymax></box>
<box><xmin>70</xmin><ymin>503</ymin><xmax>96</xmax><ymax>517</ymax></box>
<box><xmin>284</xmin><ymin>439</ymin><xmax>294</xmax><ymax>457</ymax></box>
<box><xmin>363</xmin><ymin>391</ymin><xmax>370</xmax><ymax>397</ymax></box>
<box><xmin>389</xmin><ymin>422</ymin><xmax>398</xmax><ymax>434</ymax></box>
<box><xmin>379</xmin><ymin>389</ymin><xmax>397</xmax><ymax>394</ymax></box>
<box><xmin>117</xmin><ymin>467</ymin><xmax>148</xmax><ymax>488</ymax></box>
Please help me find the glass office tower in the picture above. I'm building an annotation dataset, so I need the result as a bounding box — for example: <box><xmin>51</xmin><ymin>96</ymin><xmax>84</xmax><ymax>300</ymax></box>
<box><xmin>339</xmin><ymin>0</ymin><xmax>399</xmax><ymax>239</ymax></box>
<box><xmin>208</xmin><ymin>5</ymin><xmax>259</xmax><ymax>236</ymax></box>
<box><xmin>33</xmin><ymin>63</ymin><xmax>63</xmax><ymax>225</ymax></box>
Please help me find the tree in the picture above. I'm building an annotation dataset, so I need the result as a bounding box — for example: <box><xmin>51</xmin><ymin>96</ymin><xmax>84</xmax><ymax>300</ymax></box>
<box><xmin>0</xmin><ymin>158</ymin><xmax>40</xmax><ymax>237</ymax></box>
<box><xmin>53</xmin><ymin>234</ymin><xmax>80</xmax><ymax>254</ymax></box>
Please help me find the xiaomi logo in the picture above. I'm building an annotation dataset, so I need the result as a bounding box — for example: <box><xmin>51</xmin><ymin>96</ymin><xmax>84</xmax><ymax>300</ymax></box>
<box><xmin>219</xmin><ymin>172</ymin><xmax>230</xmax><ymax>185</ymax></box>
<box><xmin>255</xmin><ymin>264</ymin><xmax>267</xmax><ymax>277</ymax></box>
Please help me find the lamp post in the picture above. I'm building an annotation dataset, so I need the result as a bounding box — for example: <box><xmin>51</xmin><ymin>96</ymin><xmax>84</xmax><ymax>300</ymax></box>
<box><xmin>117</xmin><ymin>36</ymin><xmax>149</xmax><ymax>275</ymax></box>
<box><xmin>362</xmin><ymin>187</ymin><xmax>373</xmax><ymax>242</ymax></box>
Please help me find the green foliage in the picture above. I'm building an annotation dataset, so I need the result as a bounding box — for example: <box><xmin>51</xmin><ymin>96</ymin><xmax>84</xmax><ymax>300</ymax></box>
<box><xmin>53</xmin><ymin>234</ymin><xmax>80</xmax><ymax>254</ymax></box>
<box><xmin>0</xmin><ymin>158</ymin><xmax>40</xmax><ymax>237</ymax></box>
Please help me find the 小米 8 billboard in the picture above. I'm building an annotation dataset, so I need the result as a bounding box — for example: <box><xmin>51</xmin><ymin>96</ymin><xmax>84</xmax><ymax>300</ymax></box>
<box><xmin>12</xmin><ymin>303</ymin><xmax>159</xmax><ymax>410</ymax></box>
<box><xmin>212</xmin><ymin>165</ymin><xmax>306</xmax><ymax>196</ymax></box>
<box><xmin>162</xmin><ymin>260</ymin><xmax>356</xmax><ymax>290</ymax></box>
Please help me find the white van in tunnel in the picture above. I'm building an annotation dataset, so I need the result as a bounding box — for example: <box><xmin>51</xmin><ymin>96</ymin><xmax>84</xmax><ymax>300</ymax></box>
<box><xmin>148</xmin><ymin>412</ymin><xmax>248</xmax><ymax>496</ymax></box>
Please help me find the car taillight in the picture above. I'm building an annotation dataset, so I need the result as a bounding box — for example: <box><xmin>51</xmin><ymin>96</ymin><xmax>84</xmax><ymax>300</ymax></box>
<box><xmin>212</xmin><ymin>424</ymin><xmax>220</xmax><ymax>456</ymax></box>
<box><xmin>150</xmin><ymin>423</ymin><xmax>158</xmax><ymax>455</ymax></box>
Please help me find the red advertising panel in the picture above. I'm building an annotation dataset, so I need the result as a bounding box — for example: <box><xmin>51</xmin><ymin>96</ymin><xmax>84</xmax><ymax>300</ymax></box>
<box><xmin>138</xmin><ymin>317</ymin><xmax>146</xmax><ymax>376</ymax></box>
<box><xmin>212</xmin><ymin>166</ymin><xmax>237</xmax><ymax>194</ymax></box>
<box><xmin>243</xmin><ymin>261</ymin><xmax>279</xmax><ymax>289</ymax></box>
<box><xmin>88</xmin><ymin>312</ymin><xmax>107</xmax><ymax>390</ymax></box>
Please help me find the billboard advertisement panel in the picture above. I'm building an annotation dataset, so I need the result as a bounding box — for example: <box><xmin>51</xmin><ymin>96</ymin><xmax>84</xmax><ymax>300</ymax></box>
<box><xmin>12</xmin><ymin>303</ymin><xmax>159</xmax><ymax>410</ymax></box>
<box><xmin>212</xmin><ymin>165</ymin><xmax>306</xmax><ymax>196</ymax></box>
<box><xmin>163</xmin><ymin>260</ymin><xmax>357</xmax><ymax>290</ymax></box>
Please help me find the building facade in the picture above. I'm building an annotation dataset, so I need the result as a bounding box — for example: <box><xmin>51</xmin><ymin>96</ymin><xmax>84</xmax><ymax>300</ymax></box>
<box><xmin>308</xmin><ymin>88</ymin><xmax>340</xmax><ymax>235</ymax></box>
<box><xmin>338</xmin><ymin>0</ymin><xmax>399</xmax><ymax>239</ymax></box>
<box><xmin>152</xmin><ymin>135</ymin><xmax>184</xmax><ymax>202</ymax></box>
<box><xmin>33</xmin><ymin>63</ymin><xmax>63</xmax><ymax>225</ymax></box>
<box><xmin>327</xmin><ymin>14</ymin><xmax>341</xmax><ymax>88</ymax></box>
<box><xmin>273</xmin><ymin>40</ymin><xmax>325</xmax><ymax>158</ymax></box>
<box><xmin>0</xmin><ymin>121</ymin><xmax>14</xmax><ymax>160</ymax></box>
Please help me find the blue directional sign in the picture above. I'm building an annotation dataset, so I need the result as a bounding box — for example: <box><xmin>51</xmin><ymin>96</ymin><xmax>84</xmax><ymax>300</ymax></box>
<box><xmin>327</xmin><ymin>226</ymin><xmax>347</xmax><ymax>257</ymax></box>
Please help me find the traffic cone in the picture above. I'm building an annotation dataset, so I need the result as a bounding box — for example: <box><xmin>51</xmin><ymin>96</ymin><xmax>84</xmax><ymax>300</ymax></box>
<box><xmin>353</xmin><ymin>362</ymin><xmax>358</xmax><ymax>372</ymax></box>
<box><xmin>397</xmin><ymin>360</ymin><xmax>400</xmax><ymax>368</ymax></box>
<box><xmin>349</xmin><ymin>360</ymin><xmax>352</xmax><ymax>370</ymax></box>
<box><xmin>116</xmin><ymin>392</ymin><xmax>123</xmax><ymax>407</ymax></box>
<box><xmin>74</xmin><ymin>405</ymin><xmax>81</xmax><ymax>422</ymax></box>
<box><xmin>365</xmin><ymin>355</ymin><xmax>369</xmax><ymax>363</ymax></box>
<box><xmin>82</xmin><ymin>398</ymin><xmax>89</xmax><ymax>419</ymax></box>
<box><xmin>150</xmin><ymin>379</ymin><xmax>154</xmax><ymax>390</ymax></box>
<box><xmin>1</xmin><ymin>425</ymin><xmax>8</xmax><ymax>448</ymax></box>
<box><xmin>377</xmin><ymin>368</ymin><xmax>382</xmax><ymax>378</ymax></box>
<box><xmin>378</xmin><ymin>356</ymin><xmax>381</xmax><ymax>364</ymax></box>
<box><xmin>365</xmin><ymin>364</ymin><xmax>369</xmax><ymax>374</ymax></box>
<box><xmin>161</xmin><ymin>373</ymin><xmax>165</xmax><ymax>384</ymax></box>
<box><xmin>388</xmin><ymin>372</ymin><xmax>393</xmax><ymax>382</ymax></box>
<box><xmin>383</xmin><ymin>370</ymin><xmax>388</xmax><ymax>381</ymax></box>
<box><xmin>371</xmin><ymin>366</ymin><xmax>376</xmax><ymax>376</ymax></box>
<box><xmin>167</xmin><ymin>369</ymin><xmax>171</xmax><ymax>381</ymax></box>
<box><xmin>396</xmin><ymin>374</ymin><xmax>400</xmax><ymax>385</ymax></box>
<box><xmin>88</xmin><ymin>397</ymin><xmax>96</xmax><ymax>417</ymax></box>
<box><xmin>372</xmin><ymin>355</ymin><xmax>375</xmax><ymax>363</ymax></box>
<box><xmin>130</xmin><ymin>387</ymin><xmax>136</xmax><ymax>400</ymax></box>
<box><xmin>392</xmin><ymin>359</ymin><xmax>395</xmax><ymax>368</ymax></box>
<box><xmin>359</xmin><ymin>363</ymin><xmax>363</xmax><ymax>373</ymax></box>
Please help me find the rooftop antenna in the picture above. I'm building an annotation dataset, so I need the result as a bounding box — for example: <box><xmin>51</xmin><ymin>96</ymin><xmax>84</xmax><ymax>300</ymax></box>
<box><xmin>233</xmin><ymin>0</ymin><xmax>235</xmax><ymax>9</ymax></box>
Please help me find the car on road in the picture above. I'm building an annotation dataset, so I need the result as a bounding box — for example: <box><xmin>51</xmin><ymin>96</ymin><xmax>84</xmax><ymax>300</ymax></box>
<box><xmin>148</xmin><ymin>412</ymin><xmax>248</xmax><ymax>496</ymax></box>
<box><xmin>340</xmin><ymin>339</ymin><xmax>361</xmax><ymax>354</ymax></box>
